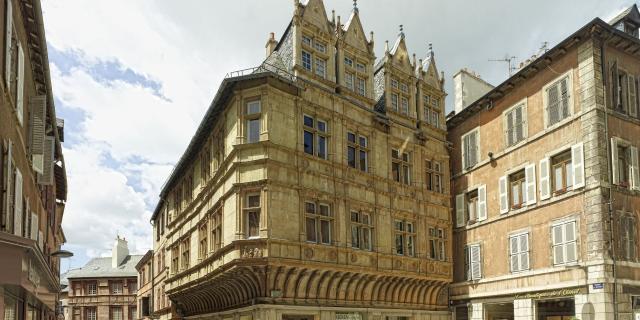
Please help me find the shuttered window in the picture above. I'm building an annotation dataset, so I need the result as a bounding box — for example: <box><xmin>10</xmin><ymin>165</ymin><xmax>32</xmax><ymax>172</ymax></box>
<box><xmin>455</xmin><ymin>185</ymin><xmax>486</xmax><ymax>227</ymax></box>
<box><xmin>505</xmin><ymin>103</ymin><xmax>526</xmax><ymax>147</ymax></box>
<box><xmin>545</xmin><ymin>75</ymin><xmax>571</xmax><ymax>127</ymax></box>
<box><xmin>611</xmin><ymin>137</ymin><xmax>640</xmax><ymax>190</ymax></box>
<box><xmin>30</xmin><ymin>96</ymin><xmax>47</xmax><ymax>173</ymax></box>
<box><xmin>462</xmin><ymin>129</ymin><xmax>479</xmax><ymax>169</ymax></box>
<box><xmin>5</xmin><ymin>0</ymin><xmax>13</xmax><ymax>89</ymax></box>
<box><xmin>465</xmin><ymin>244</ymin><xmax>482</xmax><ymax>280</ymax></box>
<box><xmin>13</xmin><ymin>168</ymin><xmax>22</xmax><ymax>237</ymax></box>
<box><xmin>552</xmin><ymin>221</ymin><xmax>577</xmax><ymax>265</ymax></box>
<box><xmin>509</xmin><ymin>233</ymin><xmax>530</xmax><ymax>272</ymax></box>
<box><xmin>621</xmin><ymin>215</ymin><xmax>637</xmax><ymax>261</ymax></box>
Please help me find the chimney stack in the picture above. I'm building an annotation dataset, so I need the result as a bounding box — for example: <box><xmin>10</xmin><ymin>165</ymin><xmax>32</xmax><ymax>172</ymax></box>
<box><xmin>265</xmin><ymin>32</ymin><xmax>278</xmax><ymax>58</ymax></box>
<box><xmin>453</xmin><ymin>69</ymin><xmax>494</xmax><ymax>114</ymax></box>
<box><xmin>112</xmin><ymin>235</ymin><xmax>129</xmax><ymax>268</ymax></box>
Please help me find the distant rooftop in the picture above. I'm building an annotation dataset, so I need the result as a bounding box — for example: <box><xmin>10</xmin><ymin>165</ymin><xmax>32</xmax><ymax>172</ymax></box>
<box><xmin>65</xmin><ymin>255</ymin><xmax>143</xmax><ymax>279</ymax></box>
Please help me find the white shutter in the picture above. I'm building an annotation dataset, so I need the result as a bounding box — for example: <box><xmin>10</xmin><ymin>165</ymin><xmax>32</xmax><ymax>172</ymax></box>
<box><xmin>462</xmin><ymin>135</ymin><xmax>468</xmax><ymax>169</ymax></box>
<box><xmin>38</xmin><ymin>136</ymin><xmax>55</xmax><ymax>185</ymax></box>
<box><xmin>552</xmin><ymin>225</ymin><xmax>564</xmax><ymax>265</ymax></box>
<box><xmin>539</xmin><ymin>158</ymin><xmax>551</xmax><ymax>200</ymax></box>
<box><xmin>30</xmin><ymin>96</ymin><xmax>47</xmax><ymax>174</ymax></box>
<box><xmin>629</xmin><ymin>73</ymin><xmax>637</xmax><ymax>117</ymax></box>
<box><xmin>4</xmin><ymin>0</ymin><xmax>12</xmax><ymax>89</ymax></box>
<box><xmin>631</xmin><ymin>146</ymin><xmax>639</xmax><ymax>190</ymax></box>
<box><xmin>572</xmin><ymin>143</ymin><xmax>585</xmax><ymax>189</ymax></box>
<box><xmin>509</xmin><ymin>236</ymin><xmax>519</xmax><ymax>272</ymax></box>
<box><xmin>477</xmin><ymin>185</ymin><xmax>487</xmax><ymax>221</ymax></box>
<box><xmin>455</xmin><ymin>193</ymin><xmax>466</xmax><ymax>227</ymax></box>
<box><xmin>13</xmin><ymin>168</ymin><xmax>22</xmax><ymax>237</ymax></box>
<box><xmin>611</xmin><ymin>138</ymin><xmax>619</xmax><ymax>185</ymax></box>
<box><xmin>470</xmin><ymin>245</ymin><xmax>482</xmax><ymax>280</ymax></box>
<box><xmin>4</xmin><ymin>141</ymin><xmax>13</xmax><ymax>231</ymax></box>
<box><xmin>519</xmin><ymin>234</ymin><xmax>530</xmax><ymax>270</ymax></box>
<box><xmin>38</xmin><ymin>231</ymin><xmax>43</xmax><ymax>250</ymax></box>
<box><xmin>525</xmin><ymin>164</ymin><xmax>536</xmax><ymax>205</ymax></box>
<box><xmin>499</xmin><ymin>175</ymin><xmax>509</xmax><ymax>214</ymax></box>
<box><xmin>30</xmin><ymin>212</ymin><xmax>38</xmax><ymax>241</ymax></box>
<box><xmin>633</xmin><ymin>76</ymin><xmax>640</xmax><ymax>118</ymax></box>
<box><xmin>565</xmin><ymin>222</ymin><xmax>577</xmax><ymax>262</ymax></box>
<box><xmin>16</xmin><ymin>43</ymin><xmax>24</xmax><ymax>126</ymax></box>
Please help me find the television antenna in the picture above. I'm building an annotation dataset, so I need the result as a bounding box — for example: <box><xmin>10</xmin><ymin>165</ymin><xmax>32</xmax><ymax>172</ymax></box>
<box><xmin>489</xmin><ymin>55</ymin><xmax>517</xmax><ymax>77</ymax></box>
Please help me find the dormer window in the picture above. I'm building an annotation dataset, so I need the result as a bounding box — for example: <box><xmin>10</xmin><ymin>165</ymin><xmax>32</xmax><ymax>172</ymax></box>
<box><xmin>391</xmin><ymin>79</ymin><xmax>399</xmax><ymax>89</ymax></box>
<box><xmin>300</xmin><ymin>33</ymin><xmax>328</xmax><ymax>79</ymax></box>
<box><xmin>344</xmin><ymin>57</ymin><xmax>354</xmax><ymax>67</ymax></box>
<box><xmin>314</xmin><ymin>41</ymin><xmax>326</xmax><ymax>53</ymax></box>
<box><xmin>356</xmin><ymin>62</ymin><xmax>366</xmax><ymax>73</ymax></box>
<box><xmin>302</xmin><ymin>35</ymin><xmax>312</xmax><ymax>46</ymax></box>
<box><xmin>625</xmin><ymin>22</ymin><xmax>639</xmax><ymax>37</ymax></box>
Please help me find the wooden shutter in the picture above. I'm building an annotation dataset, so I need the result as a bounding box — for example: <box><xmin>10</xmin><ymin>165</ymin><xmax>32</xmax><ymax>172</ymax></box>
<box><xmin>519</xmin><ymin>234</ymin><xmax>530</xmax><ymax>270</ymax></box>
<box><xmin>477</xmin><ymin>185</ymin><xmax>487</xmax><ymax>221</ymax></box>
<box><xmin>611</xmin><ymin>138</ymin><xmax>619</xmax><ymax>185</ymax></box>
<box><xmin>499</xmin><ymin>175</ymin><xmax>508</xmax><ymax>214</ymax></box>
<box><xmin>470</xmin><ymin>245</ymin><xmax>482</xmax><ymax>280</ymax></box>
<box><xmin>525</xmin><ymin>164</ymin><xmax>536</xmax><ymax>205</ymax></box>
<box><xmin>30</xmin><ymin>96</ymin><xmax>47</xmax><ymax>174</ymax></box>
<box><xmin>564</xmin><ymin>222</ymin><xmax>577</xmax><ymax>262</ymax></box>
<box><xmin>634</xmin><ymin>76</ymin><xmax>640</xmax><ymax>118</ymax></box>
<box><xmin>509</xmin><ymin>236</ymin><xmax>519</xmax><ymax>272</ymax></box>
<box><xmin>3</xmin><ymin>141</ymin><xmax>13</xmax><ymax>231</ymax></box>
<box><xmin>572</xmin><ymin>143</ymin><xmax>585</xmax><ymax>189</ymax></box>
<box><xmin>17</xmin><ymin>43</ymin><xmax>24</xmax><ymax>125</ymax></box>
<box><xmin>464</xmin><ymin>246</ymin><xmax>470</xmax><ymax>280</ymax></box>
<box><xmin>560</xmin><ymin>77</ymin><xmax>570</xmax><ymax>118</ymax></box>
<box><xmin>631</xmin><ymin>146</ymin><xmax>639</xmax><ymax>190</ymax></box>
<box><xmin>552</xmin><ymin>224</ymin><xmax>564</xmax><ymax>265</ymax></box>
<box><xmin>506</xmin><ymin>111</ymin><xmax>514</xmax><ymax>146</ymax></box>
<box><xmin>13</xmin><ymin>168</ymin><xmax>22</xmax><ymax>237</ymax></box>
<box><xmin>611</xmin><ymin>61</ymin><xmax>619</xmax><ymax>109</ymax></box>
<box><xmin>547</xmin><ymin>83</ymin><xmax>559</xmax><ymax>126</ymax></box>
<box><xmin>462</xmin><ymin>135</ymin><xmax>468</xmax><ymax>169</ymax></box>
<box><xmin>539</xmin><ymin>158</ymin><xmax>551</xmax><ymax>200</ymax></box>
<box><xmin>471</xmin><ymin>131</ymin><xmax>478</xmax><ymax>166</ymax></box>
<box><xmin>455</xmin><ymin>193</ymin><xmax>465</xmax><ymax>227</ymax></box>
<box><xmin>515</xmin><ymin>105</ymin><xmax>524</xmax><ymax>141</ymax></box>
<box><xmin>38</xmin><ymin>136</ymin><xmax>55</xmax><ymax>185</ymax></box>
<box><xmin>629</xmin><ymin>73</ymin><xmax>637</xmax><ymax>117</ymax></box>
<box><xmin>30</xmin><ymin>212</ymin><xmax>38</xmax><ymax>241</ymax></box>
<box><xmin>4</xmin><ymin>0</ymin><xmax>12</xmax><ymax>89</ymax></box>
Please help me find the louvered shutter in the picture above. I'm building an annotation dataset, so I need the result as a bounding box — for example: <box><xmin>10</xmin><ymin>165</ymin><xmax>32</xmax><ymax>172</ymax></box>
<box><xmin>539</xmin><ymin>158</ymin><xmax>551</xmax><ymax>200</ymax></box>
<box><xmin>572</xmin><ymin>143</ymin><xmax>585</xmax><ymax>189</ymax></box>
<box><xmin>629</xmin><ymin>218</ymin><xmax>637</xmax><ymax>260</ymax></box>
<box><xmin>629</xmin><ymin>73</ymin><xmax>637</xmax><ymax>116</ymax></box>
<box><xmin>499</xmin><ymin>175</ymin><xmax>508</xmax><ymax>214</ymax></box>
<box><xmin>477</xmin><ymin>185</ymin><xmax>487</xmax><ymax>221</ymax></box>
<box><xmin>38</xmin><ymin>136</ymin><xmax>55</xmax><ymax>185</ymax></box>
<box><xmin>13</xmin><ymin>168</ymin><xmax>22</xmax><ymax>237</ymax></box>
<box><xmin>455</xmin><ymin>193</ymin><xmax>466</xmax><ymax>227</ymax></box>
<box><xmin>547</xmin><ymin>83</ymin><xmax>559</xmax><ymax>126</ymax></box>
<box><xmin>38</xmin><ymin>231</ymin><xmax>43</xmax><ymax>250</ymax></box>
<box><xmin>469</xmin><ymin>132</ymin><xmax>477</xmax><ymax>167</ymax></box>
<box><xmin>525</xmin><ymin>164</ymin><xmax>536</xmax><ymax>205</ymax></box>
<box><xmin>611</xmin><ymin>61</ymin><xmax>619</xmax><ymax>109</ymax></box>
<box><xmin>4</xmin><ymin>0</ymin><xmax>12</xmax><ymax>89</ymax></box>
<box><xmin>560</xmin><ymin>77</ymin><xmax>570</xmax><ymax>118</ymax></box>
<box><xmin>462</xmin><ymin>135</ymin><xmax>468</xmax><ymax>169</ymax></box>
<box><xmin>29</xmin><ymin>96</ymin><xmax>47</xmax><ymax>174</ymax></box>
<box><xmin>16</xmin><ymin>43</ymin><xmax>24</xmax><ymax>125</ymax></box>
<box><xmin>565</xmin><ymin>222</ymin><xmax>577</xmax><ymax>262</ymax></box>
<box><xmin>464</xmin><ymin>246</ymin><xmax>470</xmax><ymax>280</ymax></box>
<box><xmin>30</xmin><ymin>212</ymin><xmax>38</xmax><ymax>241</ymax></box>
<box><xmin>470</xmin><ymin>245</ymin><xmax>482</xmax><ymax>280</ymax></box>
<box><xmin>633</xmin><ymin>76</ymin><xmax>640</xmax><ymax>118</ymax></box>
<box><xmin>519</xmin><ymin>234</ymin><xmax>530</xmax><ymax>270</ymax></box>
<box><xmin>631</xmin><ymin>146</ymin><xmax>639</xmax><ymax>190</ymax></box>
<box><xmin>611</xmin><ymin>138</ymin><xmax>619</xmax><ymax>185</ymax></box>
<box><xmin>515</xmin><ymin>106</ymin><xmax>524</xmax><ymax>142</ymax></box>
<box><xmin>506</xmin><ymin>111</ymin><xmax>514</xmax><ymax>146</ymax></box>
<box><xmin>4</xmin><ymin>141</ymin><xmax>13</xmax><ymax>231</ymax></box>
<box><xmin>552</xmin><ymin>225</ymin><xmax>564</xmax><ymax>265</ymax></box>
<box><xmin>509</xmin><ymin>236</ymin><xmax>519</xmax><ymax>272</ymax></box>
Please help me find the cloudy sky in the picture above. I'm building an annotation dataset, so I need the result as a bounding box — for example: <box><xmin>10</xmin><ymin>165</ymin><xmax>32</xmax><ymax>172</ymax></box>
<box><xmin>42</xmin><ymin>0</ymin><xmax>634</xmax><ymax>270</ymax></box>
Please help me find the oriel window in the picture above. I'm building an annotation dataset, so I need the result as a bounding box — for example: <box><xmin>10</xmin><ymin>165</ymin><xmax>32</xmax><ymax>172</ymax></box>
<box><xmin>245</xmin><ymin>193</ymin><xmax>261</xmax><ymax>238</ymax></box>
<box><xmin>246</xmin><ymin>100</ymin><xmax>261</xmax><ymax>143</ymax></box>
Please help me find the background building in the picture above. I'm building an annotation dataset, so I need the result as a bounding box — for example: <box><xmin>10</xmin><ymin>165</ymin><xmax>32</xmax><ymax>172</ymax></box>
<box><xmin>0</xmin><ymin>1</ymin><xmax>68</xmax><ymax>320</ymax></box>
<box><xmin>135</xmin><ymin>251</ymin><xmax>153</xmax><ymax>320</ymax></box>
<box><xmin>65</xmin><ymin>237</ymin><xmax>141</xmax><ymax>320</ymax></box>
<box><xmin>447</xmin><ymin>5</ymin><xmax>640</xmax><ymax>320</ymax></box>
<box><xmin>150</xmin><ymin>0</ymin><xmax>452</xmax><ymax>319</ymax></box>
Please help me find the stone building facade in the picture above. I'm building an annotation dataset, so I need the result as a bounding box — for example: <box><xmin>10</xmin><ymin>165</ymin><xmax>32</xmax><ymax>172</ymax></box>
<box><xmin>150</xmin><ymin>0</ymin><xmax>452</xmax><ymax>320</ymax></box>
<box><xmin>65</xmin><ymin>237</ymin><xmax>141</xmax><ymax>320</ymax></box>
<box><xmin>447</xmin><ymin>5</ymin><xmax>640</xmax><ymax>320</ymax></box>
<box><xmin>0</xmin><ymin>1</ymin><xmax>68</xmax><ymax>320</ymax></box>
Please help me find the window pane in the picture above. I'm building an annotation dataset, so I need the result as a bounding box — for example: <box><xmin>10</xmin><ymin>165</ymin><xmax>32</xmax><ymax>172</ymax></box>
<box><xmin>402</xmin><ymin>165</ymin><xmax>410</xmax><ymax>184</ymax></box>
<box><xmin>395</xmin><ymin>234</ymin><xmax>404</xmax><ymax>254</ymax></box>
<box><xmin>247</xmin><ymin>119</ymin><xmax>260</xmax><ymax>143</ymax></box>
<box><xmin>247</xmin><ymin>101</ymin><xmax>261</xmax><ymax>115</ymax></box>
<box><xmin>306</xmin><ymin>218</ymin><xmax>317</xmax><ymax>242</ymax></box>
<box><xmin>302</xmin><ymin>51</ymin><xmax>312</xmax><ymax>70</ymax></box>
<box><xmin>351</xmin><ymin>225</ymin><xmax>360</xmax><ymax>248</ymax></box>
<box><xmin>362</xmin><ymin>213</ymin><xmax>370</xmax><ymax>225</ymax></box>
<box><xmin>248</xmin><ymin>211</ymin><xmax>260</xmax><ymax>237</ymax></box>
<box><xmin>315</xmin><ymin>58</ymin><xmax>326</xmax><ymax>77</ymax></box>
<box><xmin>407</xmin><ymin>235</ymin><xmax>415</xmax><ymax>256</ymax></box>
<box><xmin>392</xmin><ymin>162</ymin><xmax>400</xmax><ymax>182</ymax></box>
<box><xmin>305</xmin><ymin>202</ymin><xmax>316</xmax><ymax>214</ymax></box>
<box><xmin>554</xmin><ymin>165</ymin><xmax>564</xmax><ymax>191</ymax></box>
<box><xmin>359</xmin><ymin>136</ymin><xmax>367</xmax><ymax>147</ymax></box>
<box><xmin>347</xmin><ymin>146</ymin><xmax>356</xmax><ymax>168</ymax></box>
<box><xmin>395</xmin><ymin>220</ymin><xmax>404</xmax><ymax>231</ymax></box>
<box><xmin>319</xmin><ymin>204</ymin><xmax>330</xmax><ymax>216</ymax></box>
<box><xmin>347</xmin><ymin>132</ymin><xmax>356</xmax><ymax>143</ymax></box>
<box><xmin>304</xmin><ymin>130</ymin><xmax>314</xmax><ymax>155</ymax></box>
<box><xmin>512</xmin><ymin>183</ymin><xmax>520</xmax><ymax>205</ymax></box>
<box><xmin>350</xmin><ymin>211</ymin><xmax>359</xmax><ymax>222</ymax></box>
<box><xmin>359</xmin><ymin>150</ymin><xmax>367</xmax><ymax>171</ymax></box>
<box><xmin>248</xmin><ymin>195</ymin><xmax>260</xmax><ymax>207</ymax></box>
<box><xmin>317</xmin><ymin>136</ymin><xmax>326</xmax><ymax>159</ymax></box>
<box><xmin>303</xmin><ymin>115</ymin><xmax>314</xmax><ymax>127</ymax></box>
<box><xmin>320</xmin><ymin>220</ymin><xmax>331</xmax><ymax>244</ymax></box>
<box><xmin>317</xmin><ymin>120</ymin><xmax>326</xmax><ymax>132</ymax></box>
<box><xmin>363</xmin><ymin>228</ymin><xmax>371</xmax><ymax>250</ymax></box>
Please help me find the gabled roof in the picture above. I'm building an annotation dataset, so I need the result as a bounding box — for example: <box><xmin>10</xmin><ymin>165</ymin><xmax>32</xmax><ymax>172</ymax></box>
<box><xmin>609</xmin><ymin>4</ymin><xmax>640</xmax><ymax>26</ymax></box>
<box><xmin>66</xmin><ymin>255</ymin><xmax>143</xmax><ymax>279</ymax></box>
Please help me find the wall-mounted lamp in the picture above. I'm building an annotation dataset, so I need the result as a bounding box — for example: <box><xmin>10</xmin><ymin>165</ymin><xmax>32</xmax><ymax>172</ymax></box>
<box><xmin>488</xmin><ymin>152</ymin><xmax>494</xmax><ymax>161</ymax></box>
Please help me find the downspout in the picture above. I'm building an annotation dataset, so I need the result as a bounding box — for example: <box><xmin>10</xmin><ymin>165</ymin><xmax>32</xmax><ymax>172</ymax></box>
<box><xmin>599</xmin><ymin>30</ymin><xmax>618</xmax><ymax>319</ymax></box>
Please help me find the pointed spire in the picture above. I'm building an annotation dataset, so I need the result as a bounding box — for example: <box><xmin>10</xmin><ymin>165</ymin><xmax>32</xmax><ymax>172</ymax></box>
<box><xmin>399</xmin><ymin>24</ymin><xmax>404</xmax><ymax>38</ymax></box>
<box><xmin>353</xmin><ymin>0</ymin><xmax>358</xmax><ymax>13</ymax></box>
<box><xmin>331</xmin><ymin>9</ymin><xmax>336</xmax><ymax>25</ymax></box>
<box><xmin>337</xmin><ymin>15</ymin><xmax>341</xmax><ymax>29</ymax></box>
<box><xmin>428</xmin><ymin>43</ymin><xmax>434</xmax><ymax>58</ymax></box>
<box><xmin>384</xmin><ymin>40</ymin><xmax>389</xmax><ymax>54</ymax></box>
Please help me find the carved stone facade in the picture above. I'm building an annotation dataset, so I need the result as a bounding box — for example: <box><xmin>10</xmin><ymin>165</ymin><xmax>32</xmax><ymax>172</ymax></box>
<box><xmin>447</xmin><ymin>6</ymin><xmax>640</xmax><ymax>320</ymax></box>
<box><xmin>151</xmin><ymin>1</ymin><xmax>451</xmax><ymax>320</ymax></box>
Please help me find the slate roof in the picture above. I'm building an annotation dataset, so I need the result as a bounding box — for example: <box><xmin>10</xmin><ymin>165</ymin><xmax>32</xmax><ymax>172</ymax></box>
<box><xmin>609</xmin><ymin>4</ymin><xmax>640</xmax><ymax>26</ymax></box>
<box><xmin>65</xmin><ymin>255</ymin><xmax>143</xmax><ymax>279</ymax></box>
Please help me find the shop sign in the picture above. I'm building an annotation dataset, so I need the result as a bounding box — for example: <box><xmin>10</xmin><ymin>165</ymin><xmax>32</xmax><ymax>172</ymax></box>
<box><xmin>514</xmin><ymin>288</ymin><xmax>582</xmax><ymax>300</ymax></box>
<box><xmin>336</xmin><ymin>313</ymin><xmax>362</xmax><ymax>320</ymax></box>
<box><xmin>592</xmin><ymin>283</ymin><xmax>604</xmax><ymax>290</ymax></box>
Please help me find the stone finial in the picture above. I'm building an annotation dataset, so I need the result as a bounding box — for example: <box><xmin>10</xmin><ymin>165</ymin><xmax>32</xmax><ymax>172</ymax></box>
<box><xmin>399</xmin><ymin>24</ymin><xmax>404</xmax><ymax>37</ymax></box>
<box><xmin>353</xmin><ymin>0</ymin><xmax>358</xmax><ymax>13</ymax></box>
<box><xmin>412</xmin><ymin>53</ymin><xmax>417</xmax><ymax>68</ymax></box>
<box><xmin>384</xmin><ymin>40</ymin><xmax>389</xmax><ymax>53</ymax></box>
<box><xmin>331</xmin><ymin>9</ymin><xmax>336</xmax><ymax>25</ymax></box>
<box><xmin>428</xmin><ymin>43</ymin><xmax>434</xmax><ymax>56</ymax></box>
<box><xmin>337</xmin><ymin>15</ymin><xmax>341</xmax><ymax>28</ymax></box>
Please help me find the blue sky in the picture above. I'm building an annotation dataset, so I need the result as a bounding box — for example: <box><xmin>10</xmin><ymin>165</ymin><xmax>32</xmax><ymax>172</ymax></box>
<box><xmin>42</xmin><ymin>0</ymin><xmax>635</xmax><ymax>271</ymax></box>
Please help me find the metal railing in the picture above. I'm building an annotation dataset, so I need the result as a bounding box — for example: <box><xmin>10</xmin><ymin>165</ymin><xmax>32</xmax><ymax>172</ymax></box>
<box><xmin>224</xmin><ymin>61</ymin><xmax>296</xmax><ymax>82</ymax></box>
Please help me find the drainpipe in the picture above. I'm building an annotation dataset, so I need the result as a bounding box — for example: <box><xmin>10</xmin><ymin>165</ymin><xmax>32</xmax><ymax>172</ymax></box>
<box><xmin>599</xmin><ymin>30</ymin><xmax>618</xmax><ymax>320</ymax></box>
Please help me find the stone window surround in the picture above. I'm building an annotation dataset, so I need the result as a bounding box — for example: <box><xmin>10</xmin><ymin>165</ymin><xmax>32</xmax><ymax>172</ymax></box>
<box><xmin>541</xmin><ymin>69</ymin><xmax>575</xmax><ymax>130</ymax></box>
<box><xmin>502</xmin><ymin>97</ymin><xmax>529</xmax><ymax>149</ymax></box>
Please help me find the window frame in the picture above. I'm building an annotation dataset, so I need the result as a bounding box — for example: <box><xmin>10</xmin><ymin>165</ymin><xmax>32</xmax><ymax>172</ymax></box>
<box><xmin>551</xmin><ymin>220</ymin><xmax>578</xmax><ymax>266</ymax></box>
<box><xmin>347</xmin><ymin>131</ymin><xmax>369</xmax><ymax>172</ymax></box>
<box><xmin>302</xmin><ymin>114</ymin><xmax>329</xmax><ymax>160</ymax></box>
<box><xmin>350</xmin><ymin>210</ymin><xmax>373</xmax><ymax>251</ymax></box>
<box><xmin>304</xmin><ymin>201</ymin><xmax>333</xmax><ymax>245</ymax></box>
<box><xmin>393</xmin><ymin>219</ymin><xmax>416</xmax><ymax>257</ymax></box>
<box><xmin>503</xmin><ymin>99</ymin><xmax>528</xmax><ymax>148</ymax></box>
<box><xmin>509</xmin><ymin>232</ymin><xmax>530</xmax><ymax>273</ymax></box>
<box><xmin>542</xmin><ymin>70</ymin><xmax>574</xmax><ymax>129</ymax></box>
<box><xmin>461</xmin><ymin>127</ymin><xmax>480</xmax><ymax>170</ymax></box>
<box><xmin>428</xmin><ymin>226</ymin><xmax>447</xmax><ymax>261</ymax></box>
<box><xmin>244</xmin><ymin>193</ymin><xmax>261</xmax><ymax>239</ymax></box>
<box><xmin>425</xmin><ymin>159</ymin><xmax>443</xmax><ymax>193</ymax></box>
<box><xmin>391</xmin><ymin>148</ymin><xmax>411</xmax><ymax>185</ymax></box>
<box><xmin>198</xmin><ymin>221</ymin><xmax>208</xmax><ymax>259</ymax></box>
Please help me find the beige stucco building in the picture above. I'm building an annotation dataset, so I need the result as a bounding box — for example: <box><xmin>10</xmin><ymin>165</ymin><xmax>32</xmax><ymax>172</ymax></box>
<box><xmin>0</xmin><ymin>1</ymin><xmax>68</xmax><ymax>320</ymax></box>
<box><xmin>150</xmin><ymin>0</ymin><xmax>452</xmax><ymax>319</ymax></box>
<box><xmin>64</xmin><ymin>237</ymin><xmax>141</xmax><ymax>320</ymax></box>
<box><xmin>447</xmin><ymin>5</ymin><xmax>640</xmax><ymax>320</ymax></box>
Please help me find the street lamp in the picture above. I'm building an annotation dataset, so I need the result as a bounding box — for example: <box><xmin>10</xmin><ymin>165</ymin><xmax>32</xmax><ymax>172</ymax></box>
<box><xmin>50</xmin><ymin>249</ymin><xmax>74</xmax><ymax>258</ymax></box>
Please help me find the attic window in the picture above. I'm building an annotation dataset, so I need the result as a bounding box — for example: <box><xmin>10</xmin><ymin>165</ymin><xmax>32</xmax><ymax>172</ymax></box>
<box><xmin>314</xmin><ymin>41</ymin><xmax>326</xmax><ymax>53</ymax></box>
<box><xmin>302</xmin><ymin>35</ymin><xmax>312</xmax><ymax>47</ymax></box>
<box><xmin>625</xmin><ymin>22</ymin><xmax>639</xmax><ymax>37</ymax></box>
<box><xmin>356</xmin><ymin>62</ymin><xmax>366</xmax><ymax>73</ymax></box>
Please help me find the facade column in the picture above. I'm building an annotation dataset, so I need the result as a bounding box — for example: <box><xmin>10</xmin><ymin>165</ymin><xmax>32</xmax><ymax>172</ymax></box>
<box><xmin>469</xmin><ymin>303</ymin><xmax>483</xmax><ymax>320</ymax></box>
<box><xmin>513</xmin><ymin>299</ymin><xmax>534</xmax><ymax>320</ymax></box>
